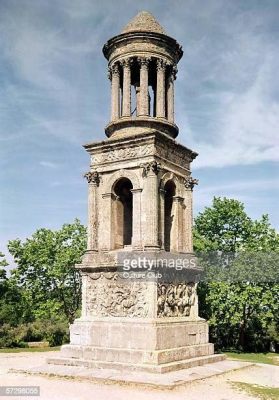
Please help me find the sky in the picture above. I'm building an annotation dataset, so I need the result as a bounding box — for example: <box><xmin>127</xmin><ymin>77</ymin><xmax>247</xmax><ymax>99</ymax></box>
<box><xmin>0</xmin><ymin>0</ymin><xmax>279</xmax><ymax>261</ymax></box>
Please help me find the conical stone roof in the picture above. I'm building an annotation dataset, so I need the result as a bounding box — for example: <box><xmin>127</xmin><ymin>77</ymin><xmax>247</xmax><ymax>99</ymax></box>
<box><xmin>121</xmin><ymin>11</ymin><xmax>166</xmax><ymax>34</ymax></box>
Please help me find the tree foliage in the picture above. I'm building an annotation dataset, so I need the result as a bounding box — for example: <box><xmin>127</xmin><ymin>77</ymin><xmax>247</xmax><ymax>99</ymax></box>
<box><xmin>8</xmin><ymin>219</ymin><xmax>87</xmax><ymax>324</ymax></box>
<box><xmin>194</xmin><ymin>197</ymin><xmax>279</xmax><ymax>351</ymax></box>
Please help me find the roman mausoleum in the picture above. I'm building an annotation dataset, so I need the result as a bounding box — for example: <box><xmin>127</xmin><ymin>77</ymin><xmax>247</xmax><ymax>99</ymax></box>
<box><xmin>48</xmin><ymin>11</ymin><xmax>223</xmax><ymax>373</ymax></box>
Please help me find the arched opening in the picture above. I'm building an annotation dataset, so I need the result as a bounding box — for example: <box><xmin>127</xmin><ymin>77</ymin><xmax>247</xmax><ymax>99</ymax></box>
<box><xmin>164</xmin><ymin>180</ymin><xmax>176</xmax><ymax>252</ymax></box>
<box><xmin>113</xmin><ymin>178</ymin><xmax>133</xmax><ymax>248</ymax></box>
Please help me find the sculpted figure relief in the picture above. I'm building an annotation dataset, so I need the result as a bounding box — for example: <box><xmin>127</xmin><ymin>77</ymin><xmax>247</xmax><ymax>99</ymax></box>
<box><xmin>86</xmin><ymin>274</ymin><xmax>149</xmax><ymax>317</ymax></box>
<box><xmin>157</xmin><ymin>282</ymin><xmax>196</xmax><ymax>317</ymax></box>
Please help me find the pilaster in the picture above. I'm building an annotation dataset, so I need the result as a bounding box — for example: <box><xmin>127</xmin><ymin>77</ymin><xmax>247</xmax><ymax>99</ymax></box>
<box><xmin>143</xmin><ymin>161</ymin><xmax>161</xmax><ymax>250</ymax></box>
<box><xmin>84</xmin><ymin>171</ymin><xmax>100</xmax><ymax>252</ymax></box>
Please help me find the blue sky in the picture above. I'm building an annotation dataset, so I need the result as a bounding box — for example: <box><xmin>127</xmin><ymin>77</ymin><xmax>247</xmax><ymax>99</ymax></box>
<box><xmin>0</xmin><ymin>0</ymin><xmax>279</xmax><ymax>261</ymax></box>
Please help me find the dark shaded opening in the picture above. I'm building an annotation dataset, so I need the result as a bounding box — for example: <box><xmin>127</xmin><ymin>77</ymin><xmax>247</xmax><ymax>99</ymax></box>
<box><xmin>164</xmin><ymin>180</ymin><xmax>176</xmax><ymax>252</ymax></box>
<box><xmin>114</xmin><ymin>178</ymin><xmax>133</xmax><ymax>246</ymax></box>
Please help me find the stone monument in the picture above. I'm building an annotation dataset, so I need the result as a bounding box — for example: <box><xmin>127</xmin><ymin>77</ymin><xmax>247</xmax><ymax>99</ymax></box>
<box><xmin>48</xmin><ymin>11</ymin><xmax>223</xmax><ymax>373</ymax></box>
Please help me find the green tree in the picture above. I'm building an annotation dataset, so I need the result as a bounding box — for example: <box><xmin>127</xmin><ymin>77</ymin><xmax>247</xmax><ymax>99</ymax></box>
<box><xmin>0</xmin><ymin>252</ymin><xmax>8</xmax><ymax>294</ymax></box>
<box><xmin>8</xmin><ymin>219</ymin><xmax>87</xmax><ymax>324</ymax></box>
<box><xmin>0</xmin><ymin>252</ymin><xmax>28</xmax><ymax>326</ymax></box>
<box><xmin>194</xmin><ymin>197</ymin><xmax>279</xmax><ymax>351</ymax></box>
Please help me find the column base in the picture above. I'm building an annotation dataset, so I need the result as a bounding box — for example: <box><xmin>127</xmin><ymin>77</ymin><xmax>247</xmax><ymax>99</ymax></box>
<box><xmin>144</xmin><ymin>245</ymin><xmax>161</xmax><ymax>251</ymax></box>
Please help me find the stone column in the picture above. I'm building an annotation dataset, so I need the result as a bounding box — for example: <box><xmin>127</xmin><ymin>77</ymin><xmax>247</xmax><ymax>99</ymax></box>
<box><xmin>122</xmin><ymin>59</ymin><xmax>131</xmax><ymax>117</ymax></box>
<box><xmin>159</xmin><ymin>189</ymin><xmax>166</xmax><ymax>249</ymax></box>
<box><xmin>110</xmin><ymin>63</ymin><xmax>120</xmax><ymax>121</ymax></box>
<box><xmin>167</xmin><ymin>67</ymin><xmax>176</xmax><ymax>123</ymax></box>
<box><xmin>138</xmin><ymin>57</ymin><xmax>149</xmax><ymax>116</ymax></box>
<box><xmin>183</xmin><ymin>177</ymin><xmax>199</xmax><ymax>252</ymax></box>
<box><xmin>135</xmin><ymin>84</ymin><xmax>140</xmax><ymax>116</ymax></box>
<box><xmin>152</xmin><ymin>85</ymin><xmax>157</xmax><ymax>117</ymax></box>
<box><xmin>131</xmin><ymin>188</ymin><xmax>143</xmax><ymax>250</ymax></box>
<box><xmin>143</xmin><ymin>162</ymin><xmax>160</xmax><ymax>250</ymax></box>
<box><xmin>156</xmin><ymin>59</ymin><xmax>166</xmax><ymax>118</ymax></box>
<box><xmin>84</xmin><ymin>171</ymin><xmax>100</xmax><ymax>252</ymax></box>
<box><xmin>173</xmin><ymin>196</ymin><xmax>184</xmax><ymax>252</ymax></box>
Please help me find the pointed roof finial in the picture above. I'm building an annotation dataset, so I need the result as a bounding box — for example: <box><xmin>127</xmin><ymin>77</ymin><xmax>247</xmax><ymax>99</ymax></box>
<box><xmin>121</xmin><ymin>11</ymin><xmax>166</xmax><ymax>34</ymax></box>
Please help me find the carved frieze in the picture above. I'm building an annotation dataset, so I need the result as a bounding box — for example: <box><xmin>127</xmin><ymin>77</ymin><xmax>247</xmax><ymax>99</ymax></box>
<box><xmin>86</xmin><ymin>273</ymin><xmax>149</xmax><ymax>317</ymax></box>
<box><xmin>157</xmin><ymin>282</ymin><xmax>196</xmax><ymax>317</ymax></box>
<box><xmin>92</xmin><ymin>144</ymin><xmax>154</xmax><ymax>164</ymax></box>
<box><xmin>91</xmin><ymin>138</ymin><xmax>194</xmax><ymax>170</ymax></box>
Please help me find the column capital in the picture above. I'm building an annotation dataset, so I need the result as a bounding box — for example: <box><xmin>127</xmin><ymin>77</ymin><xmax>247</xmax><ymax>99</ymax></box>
<box><xmin>184</xmin><ymin>176</ymin><xmax>199</xmax><ymax>190</ymax></box>
<box><xmin>84</xmin><ymin>171</ymin><xmax>100</xmax><ymax>186</ymax></box>
<box><xmin>141</xmin><ymin>161</ymin><xmax>161</xmax><ymax>176</ymax></box>
<box><xmin>156</xmin><ymin>58</ymin><xmax>167</xmax><ymax>71</ymax></box>
<box><xmin>137</xmin><ymin>57</ymin><xmax>151</xmax><ymax>68</ymax></box>
<box><xmin>108</xmin><ymin>63</ymin><xmax>120</xmax><ymax>80</ymax></box>
<box><xmin>111</xmin><ymin>63</ymin><xmax>120</xmax><ymax>74</ymax></box>
<box><xmin>170</xmin><ymin>65</ymin><xmax>178</xmax><ymax>81</ymax></box>
<box><xmin>120</xmin><ymin>58</ymin><xmax>132</xmax><ymax>68</ymax></box>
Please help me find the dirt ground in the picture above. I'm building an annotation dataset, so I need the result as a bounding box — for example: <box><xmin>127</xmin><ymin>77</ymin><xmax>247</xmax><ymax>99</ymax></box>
<box><xmin>0</xmin><ymin>352</ymin><xmax>278</xmax><ymax>400</ymax></box>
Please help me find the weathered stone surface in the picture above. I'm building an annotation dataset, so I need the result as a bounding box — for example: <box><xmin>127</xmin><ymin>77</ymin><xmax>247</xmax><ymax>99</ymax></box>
<box><xmin>121</xmin><ymin>11</ymin><xmax>166</xmax><ymax>35</ymax></box>
<box><xmin>48</xmin><ymin>11</ymin><xmax>218</xmax><ymax>375</ymax></box>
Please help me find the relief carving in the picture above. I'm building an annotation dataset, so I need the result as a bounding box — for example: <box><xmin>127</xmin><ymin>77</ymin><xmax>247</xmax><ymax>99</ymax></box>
<box><xmin>157</xmin><ymin>282</ymin><xmax>196</xmax><ymax>317</ymax></box>
<box><xmin>86</xmin><ymin>274</ymin><xmax>149</xmax><ymax>317</ymax></box>
<box><xmin>93</xmin><ymin>144</ymin><xmax>154</xmax><ymax>164</ymax></box>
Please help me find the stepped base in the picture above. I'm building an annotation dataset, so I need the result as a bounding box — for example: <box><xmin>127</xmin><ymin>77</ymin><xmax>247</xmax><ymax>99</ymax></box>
<box><xmin>47</xmin><ymin>318</ymin><xmax>221</xmax><ymax>373</ymax></box>
<box><xmin>47</xmin><ymin>352</ymin><xmax>225</xmax><ymax>373</ymax></box>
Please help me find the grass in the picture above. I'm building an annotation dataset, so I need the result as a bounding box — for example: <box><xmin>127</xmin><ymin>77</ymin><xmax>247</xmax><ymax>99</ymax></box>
<box><xmin>225</xmin><ymin>351</ymin><xmax>279</xmax><ymax>366</ymax></box>
<box><xmin>233</xmin><ymin>382</ymin><xmax>279</xmax><ymax>400</ymax></box>
<box><xmin>0</xmin><ymin>346</ymin><xmax>60</xmax><ymax>353</ymax></box>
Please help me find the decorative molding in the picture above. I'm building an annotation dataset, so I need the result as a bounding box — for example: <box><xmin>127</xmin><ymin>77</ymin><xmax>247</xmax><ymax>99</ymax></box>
<box><xmin>184</xmin><ymin>176</ymin><xmax>199</xmax><ymax>190</ymax></box>
<box><xmin>157</xmin><ymin>282</ymin><xmax>196</xmax><ymax>317</ymax></box>
<box><xmin>84</xmin><ymin>171</ymin><xmax>100</xmax><ymax>186</ymax></box>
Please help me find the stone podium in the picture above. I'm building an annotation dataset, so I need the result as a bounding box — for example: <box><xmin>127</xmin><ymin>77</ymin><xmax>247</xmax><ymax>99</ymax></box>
<box><xmin>48</xmin><ymin>11</ymin><xmax>223</xmax><ymax>373</ymax></box>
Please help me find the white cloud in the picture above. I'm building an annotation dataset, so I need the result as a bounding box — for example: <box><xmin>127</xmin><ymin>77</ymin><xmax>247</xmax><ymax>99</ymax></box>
<box><xmin>192</xmin><ymin>52</ymin><xmax>279</xmax><ymax>169</ymax></box>
<box><xmin>39</xmin><ymin>161</ymin><xmax>59</xmax><ymax>168</ymax></box>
